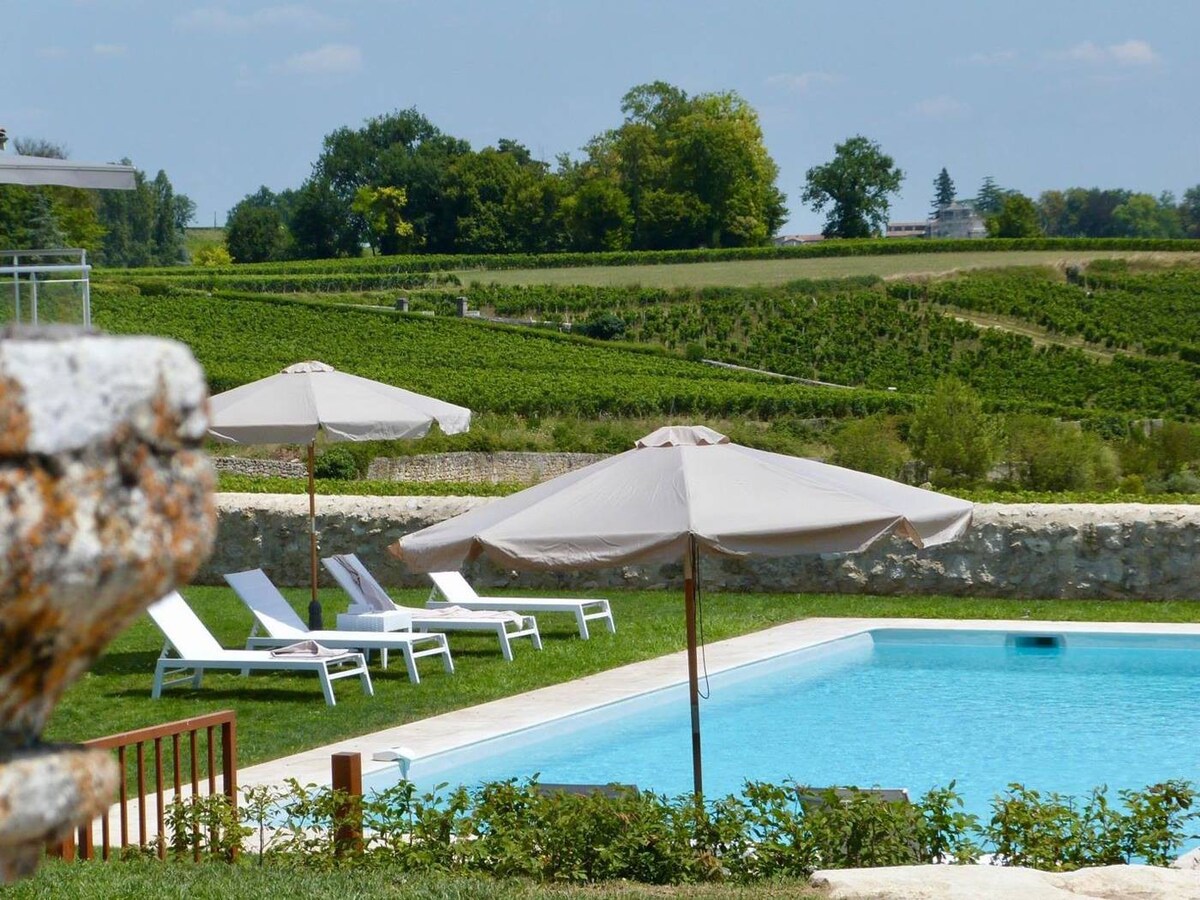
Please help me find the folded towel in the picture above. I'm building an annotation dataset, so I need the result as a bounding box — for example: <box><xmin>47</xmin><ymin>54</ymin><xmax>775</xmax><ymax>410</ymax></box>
<box><xmin>330</xmin><ymin>555</ymin><xmax>395</xmax><ymax>612</ymax></box>
<box><xmin>415</xmin><ymin>605</ymin><xmax>527</xmax><ymax>627</ymax></box>
<box><xmin>270</xmin><ymin>640</ymin><xmax>346</xmax><ymax>659</ymax></box>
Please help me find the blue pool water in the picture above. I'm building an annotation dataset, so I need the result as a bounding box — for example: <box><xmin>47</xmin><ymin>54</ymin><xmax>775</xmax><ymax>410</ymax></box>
<box><xmin>374</xmin><ymin>629</ymin><xmax>1200</xmax><ymax>818</ymax></box>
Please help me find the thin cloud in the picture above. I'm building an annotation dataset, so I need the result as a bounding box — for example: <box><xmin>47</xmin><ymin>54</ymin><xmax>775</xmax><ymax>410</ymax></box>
<box><xmin>962</xmin><ymin>49</ymin><xmax>1017</xmax><ymax>66</ymax></box>
<box><xmin>275</xmin><ymin>43</ymin><xmax>362</xmax><ymax>76</ymax></box>
<box><xmin>37</xmin><ymin>46</ymin><xmax>69</xmax><ymax>60</ymax></box>
<box><xmin>93</xmin><ymin>43</ymin><xmax>127</xmax><ymax>57</ymax></box>
<box><xmin>764</xmin><ymin>71</ymin><xmax>838</xmax><ymax>94</ymax></box>
<box><xmin>911</xmin><ymin>96</ymin><xmax>970</xmax><ymax>120</ymax></box>
<box><xmin>1052</xmin><ymin>39</ymin><xmax>1160</xmax><ymax>67</ymax></box>
<box><xmin>177</xmin><ymin>5</ymin><xmax>341</xmax><ymax>33</ymax></box>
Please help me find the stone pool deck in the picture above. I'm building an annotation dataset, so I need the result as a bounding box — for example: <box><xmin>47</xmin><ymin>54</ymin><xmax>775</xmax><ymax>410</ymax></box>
<box><xmin>236</xmin><ymin>615</ymin><xmax>1200</xmax><ymax>791</ymax></box>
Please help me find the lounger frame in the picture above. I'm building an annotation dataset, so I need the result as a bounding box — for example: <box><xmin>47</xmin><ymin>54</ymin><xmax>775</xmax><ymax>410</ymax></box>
<box><xmin>427</xmin><ymin>571</ymin><xmax>616</xmax><ymax>640</ymax></box>
<box><xmin>147</xmin><ymin>592</ymin><xmax>373</xmax><ymax>706</ymax></box>
<box><xmin>223</xmin><ymin>569</ymin><xmax>454</xmax><ymax>684</ymax></box>
<box><xmin>322</xmin><ymin>555</ymin><xmax>543</xmax><ymax>662</ymax></box>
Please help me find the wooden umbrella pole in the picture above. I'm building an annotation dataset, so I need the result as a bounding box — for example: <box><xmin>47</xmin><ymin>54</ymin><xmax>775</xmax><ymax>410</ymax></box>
<box><xmin>307</xmin><ymin>441</ymin><xmax>322</xmax><ymax>629</ymax></box>
<box><xmin>683</xmin><ymin>534</ymin><xmax>703</xmax><ymax>800</ymax></box>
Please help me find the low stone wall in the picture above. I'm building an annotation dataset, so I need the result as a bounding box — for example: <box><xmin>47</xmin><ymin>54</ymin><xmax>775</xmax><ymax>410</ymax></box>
<box><xmin>213</xmin><ymin>457</ymin><xmax>306</xmax><ymax>478</ymax></box>
<box><xmin>199</xmin><ymin>496</ymin><xmax>1200</xmax><ymax>600</ymax></box>
<box><xmin>367</xmin><ymin>451</ymin><xmax>607</xmax><ymax>484</ymax></box>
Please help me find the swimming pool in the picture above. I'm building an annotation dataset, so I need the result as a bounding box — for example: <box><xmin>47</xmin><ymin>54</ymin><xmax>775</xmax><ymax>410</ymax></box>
<box><xmin>372</xmin><ymin>628</ymin><xmax>1200</xmax><ymax>818</ymax></box>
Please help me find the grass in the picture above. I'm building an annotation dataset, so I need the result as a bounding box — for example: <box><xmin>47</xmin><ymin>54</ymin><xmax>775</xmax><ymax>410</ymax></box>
<box><xmin>456</xmin><ymin>250</ymin><xmax>1200</xmax><ymax>288</ymax></box>
<box><xmin>10</xmin><ymin>860</ymin><xmax>824</xmax><ymax>899</ymax></box>
<box><xmin>45</xmin><ymin>585</ymin><xmax>1200</xmax><ymax>766</ymax></box>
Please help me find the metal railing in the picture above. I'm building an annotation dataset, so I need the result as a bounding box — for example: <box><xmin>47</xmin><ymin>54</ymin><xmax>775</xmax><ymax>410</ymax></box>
<box><xmin>0</xmin><ymin>248</ymin><xmax>92</xmax><ymax>328</ymax></box>
<box><xmin>50</xmin><ymin>710</ymin><xmax>238</xmax><ymax>862</ymax></box>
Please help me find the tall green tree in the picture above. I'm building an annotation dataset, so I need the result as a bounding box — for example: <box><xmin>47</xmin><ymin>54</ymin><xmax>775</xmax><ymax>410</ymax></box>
<box><xmin>94</xmin><ymin>162</ymin><xmax>193</xmax><ymax>266</ymax></box>
<box><xmin>226</xmin><ymin>204</ymin><xmax>287</xmax><ymax>263</ymax></box>
<box><xmin>986</xmin><ymin>192</ymin><xmax>1042</xmax><ymax>238</ymax></box>
<box><xmin>801</xmin><ymin>135</ymin><xmax>903</xmax><ymax>238</ymax></box>
<box><xmin>584</xmin><ymin>82</ymin><xmax>786</xmax><ymax>249</ymax></box>
<box><xmin>974</xmin><ymin>176</ymin><xmax>1005</xmax><ymax>215</ymax></box>
<box><xmin>931</xmin><ymin>167</ymin><xmax>955</xmax><ymax>213</ymax></box>
<box><xmin>1112</xmin><ymin>192</ymin><xmax>1181</xmax><ymax>238</ymax></box>
<box><xmin>1181</xmin><ymin>185</ymin><xmax>1200</xmax><ymax>239</ymax></box>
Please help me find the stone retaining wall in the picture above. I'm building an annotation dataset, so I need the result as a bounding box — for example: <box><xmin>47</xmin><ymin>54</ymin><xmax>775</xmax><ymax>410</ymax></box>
<box><xmin>213</xmin><ymin>457</ymin><xmax>306</xmax><ymax>478</ymax></box>
<box><xmin>199</xmin><ymin>495</ymin><xmax>1200</xmax><ymax>599</ymax></box>
<box><xmin>366</xmin><ymin>451</ymin><xmax>607</xmax><ymax>484</ymax></box>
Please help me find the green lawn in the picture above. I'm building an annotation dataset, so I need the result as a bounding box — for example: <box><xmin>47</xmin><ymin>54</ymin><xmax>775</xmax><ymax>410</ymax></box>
<box><xmin>46</xmin><ymin>586</ymin><xmax>1200</xmax><ymax>766</ymax></box>
<box><xmin>11</xmin><ymin>860</ymin><xmax>825</xmax><ymax>899</ymax></box>
<box><xmin>455</xmin><ymin>250</ymin><xmax>1200</xmax><ymax>288</ymax></box>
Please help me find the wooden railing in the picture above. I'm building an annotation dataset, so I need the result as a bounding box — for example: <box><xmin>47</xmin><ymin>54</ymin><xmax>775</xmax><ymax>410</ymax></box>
<box><xmin>50</xmin><ymin>710</ymin><xmax>237</xmax><ymax>861</ymax></box>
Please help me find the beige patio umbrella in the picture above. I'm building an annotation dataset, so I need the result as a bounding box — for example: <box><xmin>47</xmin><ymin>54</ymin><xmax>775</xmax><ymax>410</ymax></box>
<box><xmin>209</xmin><ymin>361</ymin><xmax>471</xmax><ymax>628</ymax></box>
<box><xmin>392</xmin><ymin>425</ymin><xmax>972</xmax><ymax>796</ymax></box>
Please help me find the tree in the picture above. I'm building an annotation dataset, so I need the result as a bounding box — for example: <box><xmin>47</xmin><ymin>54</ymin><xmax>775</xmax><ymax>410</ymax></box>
<box><xmin>1181</xmin><ymin>185</ymin><xmax>1200</xmax><ymax>239</ymax></box>
<box><xmin>974</xmin><ymin>176</ymin><xmax>1005</xmax><ymax>216</ymax></box>
<box><xmin>908</xmin><ymin>377</ymin><xmax>996</xmax><ymax>483</ymax></box>
<box><xmin>192</xmin><ymin>243</ymin><xmax>232</xmax><ymax>266</ymax></box>
<box><xmin>830</xmin><ymin>415</ymin><xmax>909</xmax><ymax>480</ymax></box>
<box><xmin>986</xmin><ymin>192</ymin><xmax>1042</xmax><ymax>238</ymax></box>
<box><xmin>1112</xmin><ymin>192</ymin><xmax>1181</xmax><ymax>238</ymax></box>
<box><xmin>581</xmin><ymin>82</ymin><xmax>786</xmax><ymax>250</ymax></box>
<box><xmin>801</xmin><ymin>135</ymin><xmax>903</xmax><ymax>238</ymax></box>
<box><xmin>561</xmin><ymin>178</ymin><xmax>632</xmax><ymax>251</ymax></box>
<box><xmin>351</xmin><ymin>185</ymin><xmax>417</xmax><ymax>254</ymax></box>
<box><xmin>225</xmin><ymin>204</ymin><xmax>286</xmax><ymax>263</ymax></box>
<box><xmin>931</xmin><ymin>167</ymin><xmax>955</xmax><ymax>213</ymax></box>
<box><xmin>93</xmin><ymin>162</ymin><xmax>192</xmax><ymax>266</ymax></box>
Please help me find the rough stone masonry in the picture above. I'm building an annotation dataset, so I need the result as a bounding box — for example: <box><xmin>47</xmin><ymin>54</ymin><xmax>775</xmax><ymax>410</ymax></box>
<box><xmin>202</xmin><ymin>495</ymin><xmax>1199</xmax><ymax>599</ymax></box>
<box><xmin>0</xmin><ymin>332</ymin><xmax>215</xmax><ymax>881</ymax></box>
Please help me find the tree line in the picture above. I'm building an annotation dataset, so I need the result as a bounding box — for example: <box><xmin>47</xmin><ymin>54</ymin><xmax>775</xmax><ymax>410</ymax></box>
<box><xmin>225</xmin><ymin>81</ymin><xmax>788</xmax><ymax>262</ymax></box>
<box><xmin>0</xmin><ymin>138</ymin><xmax>193</xmax><ymax>267</ymax></box>
<box><xmin>931</xmin><ymin>169</ymin><xmax>1200</xmax><ymax>240</ymax></box>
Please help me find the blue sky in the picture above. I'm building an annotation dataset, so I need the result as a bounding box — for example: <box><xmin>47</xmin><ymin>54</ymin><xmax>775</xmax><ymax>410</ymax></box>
<box><xmin>7</xmin><ymin>0</ymin><xmax>1197</xmax><ymax>233</ymax></box>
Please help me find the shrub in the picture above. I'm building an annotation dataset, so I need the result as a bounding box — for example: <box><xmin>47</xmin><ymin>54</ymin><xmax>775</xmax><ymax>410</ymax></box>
<box><xmin>829</xmin><ymin>415</ymin><xmax>909</xmax><ymax>479</ymax></box>
<box><xmin>576</xmin><ymin>311</ymin><xmax>627</xmax><ymax>341</ymax></box>
<box><xmin>908</xmin><ymin>378</ymin><xmax>997</xmax><ymax>484</ymax></box>
<box><xmin>313</xmin><ymin>446</ymin><xmax>359</xmax><ymax>480</ymax></box>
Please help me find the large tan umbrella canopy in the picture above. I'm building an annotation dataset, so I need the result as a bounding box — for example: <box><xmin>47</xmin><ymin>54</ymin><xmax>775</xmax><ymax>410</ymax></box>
<box><xmin>393</xmin><ymin>425</ymin><xmax>972</xmax><ymax>796</ymax></box>
<box><xmin>210</xmin><ymin>360</ymin><xmax>471</xmax><ymax>628</ymax></box>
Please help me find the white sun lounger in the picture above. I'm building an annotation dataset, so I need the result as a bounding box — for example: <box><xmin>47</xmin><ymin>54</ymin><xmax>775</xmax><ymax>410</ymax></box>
<box><xmin>224</xmin><ymin>569</ymin><xmax>454</xmax><ymax>684</ymax></box>
<box><xmin>146</xmin><ymin>591</ymin><xmax>373</xmax><ymax>706</ymax></box>
<box><xmin>427</xmin><ymin>571</ymin><xmax>615</xmax><ymax>640</ymax></box>
<box><xmin>322</xmin><ymin>554</ymin><xmax>543</xmax><ymax>662</ymax></box>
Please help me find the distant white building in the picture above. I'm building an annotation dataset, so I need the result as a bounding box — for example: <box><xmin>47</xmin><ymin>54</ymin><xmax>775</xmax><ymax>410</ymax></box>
<box><xmin>772</xmin><ymin>233</ymin><xmax>825</xmax><ymax>246</ymax></box>
<box><xmin>929</xmin><ymin>201</ymin><xmax>987</xmax><ymax>239</ymax></box>
<box><xmin>886</xmin><ymin>221</ymin><xmax>930</xmax><ymax>239</ymax></box>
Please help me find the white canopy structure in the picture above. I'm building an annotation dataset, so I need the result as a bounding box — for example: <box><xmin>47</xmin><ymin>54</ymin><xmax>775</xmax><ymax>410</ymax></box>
<box><xmin>394</xmin><ymin>425</ymin><xmax>973</xmax><ymax>796</ymax></box>
<box><xmin>0</xmin><ymin>153</ymin><xmax>136</xmax><ymax>190</ymax></box>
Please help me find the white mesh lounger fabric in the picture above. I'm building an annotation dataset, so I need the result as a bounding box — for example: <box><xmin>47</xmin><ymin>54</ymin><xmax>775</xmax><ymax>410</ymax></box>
<box><xmin>223</xmin><ymin>569</ymin><xmax>454</xmax><ymax>684</ymax></box>
<box><xmin>146</xmin><ymin>592</ymin><xmax>373</xmax><ymax>706</ymax></box>
<box><xmin>322</xmin><ymin>554</ymin><xmax>543</xmax><ymax>662</ymax></box>
<box><xmin>427</xmin><ymin>571</ymin><xmax>615</xmax><ymax>640</ymax></box>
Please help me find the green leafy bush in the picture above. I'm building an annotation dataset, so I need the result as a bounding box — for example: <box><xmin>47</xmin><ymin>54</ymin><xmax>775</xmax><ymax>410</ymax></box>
<box><xmin>313</xmin><ymin>446</ymin><xmax>360</xmax><ymax>480</ymax></box>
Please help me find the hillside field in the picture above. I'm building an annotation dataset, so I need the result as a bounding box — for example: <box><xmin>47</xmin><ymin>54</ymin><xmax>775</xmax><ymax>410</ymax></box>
<box><xmin>452</xmin><ymin>250</ymin><xmax>1200</xmax><ymax>288</ymax></box>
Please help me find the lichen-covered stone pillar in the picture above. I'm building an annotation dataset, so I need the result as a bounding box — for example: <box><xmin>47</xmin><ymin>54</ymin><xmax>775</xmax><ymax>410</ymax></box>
<box><xmin>0</xmin><ymin>329</ymin><xmax>215</xmax><ymax>881</ymax></box>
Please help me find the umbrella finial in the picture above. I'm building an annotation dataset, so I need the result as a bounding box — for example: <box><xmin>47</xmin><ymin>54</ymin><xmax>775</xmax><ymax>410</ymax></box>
<box><xmin>636</xmin><ymin>425</ymin><xmax>729</xmax><ymax>448</ymax></box>
<box><xmin>282</xmin><ymin>361</ymin><xmax>336</xmax><ymax>374</ymax></box>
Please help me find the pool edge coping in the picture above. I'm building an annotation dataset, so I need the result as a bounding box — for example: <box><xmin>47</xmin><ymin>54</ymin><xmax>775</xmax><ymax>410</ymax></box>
<box><xmin>237</xmin><ymin>616</ymin><xmax>1200</xmax><ymax>790</ymax></box>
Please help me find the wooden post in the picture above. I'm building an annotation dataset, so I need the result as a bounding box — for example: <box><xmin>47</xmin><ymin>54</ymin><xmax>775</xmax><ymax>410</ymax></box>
<box><xmin>683</xmin><ymin>535</ymin><xmax>703</xmax><ymax>800</ymax></box>
<box><xmin>331</xmin><ymin>752</ymin><xmax>363</xmax><ymax>858</ymax></box>
<box><xmin>307</xmin><ymin>441</ymin><xmax>322</xmax><ymax>630</ymax></box>
<box><xmin>222</xmin><ymin>717</ymin><xmax>239</xmax><ymax>861</ymax></box>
